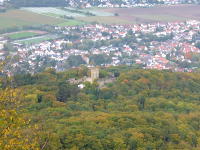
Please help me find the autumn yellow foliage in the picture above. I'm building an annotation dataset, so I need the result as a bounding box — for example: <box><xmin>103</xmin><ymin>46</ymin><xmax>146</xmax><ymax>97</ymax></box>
<box><xmin>0</xmin><ymin>88</ymin><xmax>39</xmax><ymax>150</ymax></box>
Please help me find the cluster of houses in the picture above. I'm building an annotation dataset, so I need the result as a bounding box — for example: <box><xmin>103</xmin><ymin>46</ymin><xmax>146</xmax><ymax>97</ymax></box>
<box><xmin>0</xmin><ymin>19</ymin><xmax>200</xmax><ymax>74</ymax></box>
<box><xmin>0</xmin><ymin>37</ymin><xmax>7</xmax><ymax>59</ymax></box>
<box><xmin>66</xmin><ymin>0</ymin><xmax>193</xmax><ymax>8</ymax></box>
<box><xmin>1</xmin><ymin>0</ymin><xmax>197</xmax><ymax>7</ymax></box>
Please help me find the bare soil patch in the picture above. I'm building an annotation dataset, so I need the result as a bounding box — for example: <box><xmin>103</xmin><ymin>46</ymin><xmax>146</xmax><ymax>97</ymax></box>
<box><xmin>101</xmin><ymin>4</ymin><xmax>200</xmax><ymax>23</ymax></box>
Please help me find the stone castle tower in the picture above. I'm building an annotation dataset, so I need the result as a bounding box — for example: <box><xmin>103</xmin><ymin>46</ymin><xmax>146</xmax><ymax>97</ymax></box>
<box><xmin>90</xmin><ymin>67</ymin><xmax>99</xmax><ymax>81</ymax></box>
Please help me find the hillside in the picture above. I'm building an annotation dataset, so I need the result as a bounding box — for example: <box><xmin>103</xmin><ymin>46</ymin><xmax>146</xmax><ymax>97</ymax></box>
<box><xmin>1</xmin><ymin>66</ymin><xmax>200</xmax><ymax>149</ymax></box>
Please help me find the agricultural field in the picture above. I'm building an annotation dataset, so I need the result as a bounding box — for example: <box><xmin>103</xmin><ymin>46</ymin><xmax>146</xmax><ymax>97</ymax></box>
<box><xmin>0</xmin><ymin>8</ymin><xmax>90</xmax><ymax>31</ymax></box>
<box><xmin>5</xmin><ymin>31</ymin><xmax>47</xmax><ymax>40</ymax></box>
<box><xmin>13</xmin><ymin>34</ymin><xmax>60</xmax><ymax>45</ymax></box>
<box><xmin>65</xmin><ymin>7</ymin><xmax>114</xmax><ymax>17</ymax></box>
<box><xmin>101</xmin><ymin>4</ymin><xmax>200</xmax><ymax>24</ymax></box>
<box><xmin>21</xmin><ymin>7</ymin><xmax>114</xmax><ymax>18</ymax></box>
<box><xmin>0</xmin><ymin>9</ymin><xmax>64</xmax><ymax>30</ymax></box>
<box><xmin>19</xmin><ymin>7</ymin><xmax>116</xmax><ymax>26</ymax></box>
<box><xmin>18</xmin><ymin>7</ymin><xmax>116</xmax><ymax>27</ymax></box>
<box><xmin>78</xmin><ymin>16</ymin><xmax>134</xmax><ymax>25</ymax></box>
<box><xmin>8</xmin><ymin>32</ymin><xmax>38</xmax><ymax>40</ymax></box>
<box><xmin>21</xmin><ymin>7</ymin><xmax>86</xmax><ymax>17</ymax></box>
<box><xmin>57</xmin><ymin>20</ymin><xmax>86</xmax><ymax>27</ymax></box>
<box><xmin>0</xmin><ymin>10</ymin><xmax>64</xmax><ymax>30</ymax></box>
<box><xmin>1</xmin><ymin>5</ymin><xmax>199</xmax><ymax>31</ymax></box>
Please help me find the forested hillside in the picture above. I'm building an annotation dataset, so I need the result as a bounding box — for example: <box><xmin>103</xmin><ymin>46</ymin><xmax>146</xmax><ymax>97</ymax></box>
<box><xmin>1</xmin><ymin>66</ymin><xmax>200</xmax><ymax>149</ymax></box>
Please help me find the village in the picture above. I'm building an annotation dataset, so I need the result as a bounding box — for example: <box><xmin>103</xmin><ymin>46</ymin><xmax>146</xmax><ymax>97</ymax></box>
<box><xmin>0</xmin><ymin>19</ymin><xmax>200</xmax><ymax>75</ymax></box>
<box><xmin>1</xmin><ymin>0</ymin><xmax>199</xmax><ymax>8</ymax></box>
<box><xmin>65</xmin><ymin>0</ymin><xmax>199</xmax><ymax>8</ymax></box>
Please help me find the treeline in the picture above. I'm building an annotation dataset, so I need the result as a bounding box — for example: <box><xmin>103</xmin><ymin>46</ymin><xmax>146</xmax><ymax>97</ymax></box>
<box><xmin>2</xmin><ymin>67</ymin><xmax>200</xmax><ymax>149</ymax></box>
<box><xmin>10</xmin><ymin>0</ymin><xmax>67</xmax><ymax>7</ymax></box>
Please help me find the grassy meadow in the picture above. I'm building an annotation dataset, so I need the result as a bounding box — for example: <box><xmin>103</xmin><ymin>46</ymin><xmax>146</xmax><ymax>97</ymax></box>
<box><xmin>57</xmin><ymin>20</ymin><xmax>86</xmax><ymax>26</ymax></box>
<box><xmin>13</xmin><ymin>34</ymin><xmax>60</xmax><ymax>45</ymax></box>
<box><xmin>7</xmin><ymin>31</ymin><xmax>40</xmax><ymax>40</ymax></box>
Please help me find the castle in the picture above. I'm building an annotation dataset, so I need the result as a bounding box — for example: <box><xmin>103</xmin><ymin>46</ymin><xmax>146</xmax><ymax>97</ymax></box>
<box><xmin>68</xmin><ymin>67</ymin><xmax>99</xmax><ymax>85</ymax></box>
<box><xmin>90</xmin><ymin>67</ymin><xmax>99</xmax><ymax>82</ymax></box>
<box><xmin>68</xmin><ymin>67</ymin><xmax>116</xmax><ymax>89</ymax></box>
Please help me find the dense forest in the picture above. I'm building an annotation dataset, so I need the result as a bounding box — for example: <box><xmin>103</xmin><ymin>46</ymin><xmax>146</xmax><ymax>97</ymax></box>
<box><xmin>1</xmin><ymin>66</ymin><xmax>200</xmax><ymax>149</ymax></box>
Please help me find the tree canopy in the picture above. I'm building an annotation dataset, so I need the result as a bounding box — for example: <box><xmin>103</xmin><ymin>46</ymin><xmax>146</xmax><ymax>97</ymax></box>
<box><xmin>2</xmin><ymin>66</ymin><xmax>200</xmax><ymax>149</ymax></box>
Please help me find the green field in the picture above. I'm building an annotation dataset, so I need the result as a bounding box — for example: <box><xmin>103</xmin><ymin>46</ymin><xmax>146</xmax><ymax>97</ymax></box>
<box><xmin>57</xmin><ymin>20</ymin><xmax>86</xmax><ymax>26</ymax></box>
<box><xmin>0</xmin><ymin>9</ymin><xmax>89</xmax><ymax>31</ymax></box>
<box><xmin>14</xmin><ymin>34</ymin><xmax>60</xmax><ymax>45</ymax></box>
<box><xmin>7</xmin><ymin>32</ymin><xmax>39</xmax><ymax>40</ymax></box>
<box><xmin>21</xmin><ymin>7</ymin><xmax>114</xmax><ymax>18</ymax></box>
<box><xmin>0</xmin><ymin>9</ymin><xmax>65</xmax><ymax>30</ymax></box>
<box><xmin>20</xmin><ymin>7</ymin><xmax>117</xmax><ymax>25</ymax></box>
<box><xmin>43</xmin><ymin>12</ymin><xmax>61</xmax><ymax>18</ymax></box>
<box><xmin>78</xmin><ymin>16</ymin><xmax>134</xmax><ymax>25</ymax></box>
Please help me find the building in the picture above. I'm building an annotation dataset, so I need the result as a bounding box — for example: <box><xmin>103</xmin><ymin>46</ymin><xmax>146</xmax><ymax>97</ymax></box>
<box><xmin>0</xmin><ymin>43</ymin><xmax>4</xmax><ymax>50</ymax></box>
<box><xmin>84</xmin><ymin>67</ymin><xmax>100</xmax><ymax>83</ymax></box>
<box><xmin>90</xmin><ymin>67</ymin><xmax>99</xmax><ymax>81</ymax></box>
<box><xmin>82</xmin><ymin>55</ymin><xmax>90</xmax><ymax>64</ymax></box>
<box><xmin>0</xmin><ymin>37</ymin><xmax>7</xmax><ymax>50</ymax></box>
<box><xmin>68</xmin><ymin>67</ymin><xmax>100</xmax><ymax>85</ymax></box>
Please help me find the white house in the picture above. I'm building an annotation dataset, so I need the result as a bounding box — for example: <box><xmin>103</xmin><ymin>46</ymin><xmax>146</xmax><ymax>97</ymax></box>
<box><xmin>0</xmin><ymin>37</ymin><xmax>7</xmax><ymax>50</ymax></box>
